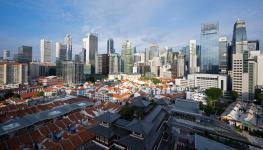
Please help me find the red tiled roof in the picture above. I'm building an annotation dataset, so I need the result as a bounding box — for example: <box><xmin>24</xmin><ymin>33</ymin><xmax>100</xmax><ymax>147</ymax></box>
<box><xmin>6</xmin><ymin>137</ymin><xmax>21</xmax><ymax>150</ymax></box>
<box><xmin>30</xmin><ymin>130</ymin><xmax>45</xmax><ymax>143</ymax></box>
<box><xmin>69</xmin><ymin>134</ymin><xmax>83</xmax><ymax>148</ymax></box>
<box><xmin>60</xmin><ymin>139</ymin><xmax>75</xmax><ymax>150</ymax></box>
<box><xmin>78</xmin><ymin>130</ymin><xmax>95</xmax><ymax>143</ymax></box>
<box><xmin>38</xmin><ymin>126</ymin><xmax>51</xmax><ymax>137</ymax></box>
<box><xmin>47</xmin><ymin>123</ymin><xmax>60</xmax><ymax>133</ymax></box>
<box><xmin>20</xmin><ymin>91</ymin><xmax>38</xmax><ymax>100</ymax></box>
<box><xmin>42</xmin><ymin>140</ymin><xmax>63</xmax><ymax>150</ymax></box>
<box><xmin>55</xmin><ymin>120</ymin><xmax>67</xmax><ymax>129</ymax></box>
<box><xmin>18</xmin><ymin>132</ymin><xmax>33</xmax><ymax>147</ymax></box>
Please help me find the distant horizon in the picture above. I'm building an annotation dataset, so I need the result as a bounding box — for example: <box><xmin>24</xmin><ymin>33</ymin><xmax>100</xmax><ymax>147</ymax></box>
<box><xmin>0</xmin><ymin>0</ymin><xmax>263</xmax><ymax>60</ymax></box>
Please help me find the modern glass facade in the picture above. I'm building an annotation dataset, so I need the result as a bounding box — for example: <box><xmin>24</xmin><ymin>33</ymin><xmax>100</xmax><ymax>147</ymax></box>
<box><xmin>121</xmin><ymin>40</ymin><xmax>134</xmax><ymax>74</ymax></box>
<box><xmin>232</xmin><ymin>20</ymin><xmax>247</xmax><ymax>54</ymax></box>
<box><xmin>219</xmin><ymin>37</ymin><xmax>228</xmax><ymax>74</ymax></box>
<box><xmin>200</xmin><ymin>22</ymin><xmax>219</xmax><ymax>74</ymax></box>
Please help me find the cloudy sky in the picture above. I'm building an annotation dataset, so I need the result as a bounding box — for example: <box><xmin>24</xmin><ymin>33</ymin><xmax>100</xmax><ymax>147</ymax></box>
<box><xmin>0</xmin><ymin>0</ymin><xmax>263</xmax><ymax>60</ymax></box>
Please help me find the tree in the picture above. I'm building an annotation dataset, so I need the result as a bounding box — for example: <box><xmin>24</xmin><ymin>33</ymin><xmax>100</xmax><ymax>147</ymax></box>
<box><xmin>4</xmin><ymin>90</ymin><xmax>14</xmax><ymax>99</ymax></box>
<box><xmin>205</xmin><ymin>88</ymin><xmax>222</xmax><ymax>108</ymax></box>
<box><xmin>37</xmin><ymin>91</ymin><xmax>44</xmax><ymax>97</ymax></box>
<box><xmin>257</xmin><ymin>93</ymin><xmax>263</xmax><ymax>106</ymax></box>
<box><xmin>12</xmin><ymin>93</ymin><xmax>20</xmax><ymax>99</ymax></box>
<box><xmin>231</xmin><ymin>90</ymin><xmax>238</xmax><ymax>101</ymax></box>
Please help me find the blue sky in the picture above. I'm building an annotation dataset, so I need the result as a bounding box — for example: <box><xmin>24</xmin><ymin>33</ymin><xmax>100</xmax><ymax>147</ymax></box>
<box><xmin>0</xmin><ymin>0</ymin><xmax>263</xmax><ymax>60</ymax></box>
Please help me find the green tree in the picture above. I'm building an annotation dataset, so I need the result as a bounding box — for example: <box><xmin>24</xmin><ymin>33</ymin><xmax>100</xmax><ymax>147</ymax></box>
<box><xmin>37</xmin><ymin>91</ymin><xmax>44</xmax><ymax>97</ymax></box>
<box><xmin>257</xmin><ymin>93</ymin><xmax>263</xmax><ymax>106</ymax></box>
<box><xmin>231</xmin><ymin>90</ymin><xmax>238</xmax><ymax>101</ymax></box>
<box><xmin>205</xmin><ymin>88</ymin><xmax>222</xmax><ymax>108</ymax></box>
<box><xmin>12</xmin><ymin>93</ymin><xmax>20</xmax><ymax>99</ymax></box>
<box><xmin>4</xmin><ymin>90</ymin><xmax>14</xmax><ymax>99</ymax></box>
<box><xmin>150</xmin><ymin>78</ymin><xmax>161</xmax><ymax>84</ymax></box>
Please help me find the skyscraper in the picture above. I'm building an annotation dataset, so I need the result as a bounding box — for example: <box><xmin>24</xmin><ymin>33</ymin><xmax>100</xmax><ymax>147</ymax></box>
<box><xmin>95</xmin><ymin>54</ymin><xmax>109</xmax><ymax>75</ymax></box>
<box><xmin>200</xmin><ymin>22</ymin><xmax>219</xmax><ymax>73</ymax></box>
<box><xmin>64</xmin><ymin>34</ymin><xmax>72</xmax><ymax>60</ymax></box>
<box><xmin>107</xmin><ymin>38</ymin><xmax>114</xmax><ymax>54</ymax></box>
<box><xmin>55</xmin><ymin>42</ymin><xmax>67</xmax><ymax>61</ymax></box>
<box><xmin>40</xmin><ymin>39</ymin><xmax>52</xmax><ymax>63</ymax></box>
<box><xmin>62</xmin><ymin>61</ymin><xmax>84</xmax><ymax>85</ymax></box>
<box><xmin>109</xmin><ymin>53</ymin><xmax>121</xmax><ymax>74</ymax></box>
<box><xmin>148</xmin><ymin>43</ymin><xmax>159</xmax><ymax>61</ymax></box>
<box><xmin>121</xmin><ymin>40</ymin><xmax>134</xmax><ymax>74</ymax></box>
<box><xmin>231</xmin><ymin>20</ymin><xmax>251</xmax><ymax>100</ymax></box>
<box><xmin>189</xmin><ymin>40</ymin><xmax>198</xmax><ymax>74</ymax></box>
<box><xmin>16</xmin><ymin>45</ymin><xmax>32</xmax><ymax>63</ymax></box>
<box><xmin>0</xmin><ymin>62</ymin><xmax>28</xmax><ymax>85</ymax></box>
<box><xmin>248</xmin><ymin>40</ymin><xmax>259</xmax><ymax>51</ymax></box>
<box><xmin>82</xmin><ymin>33</ymin><xmax>98</xmax><ymax>74</ymax></box>
<box><xmin>219</xmin><ymin>37</ymin><xmax>228</xmax><ymax>74</ymax></box>
<box><xmin>232</xmin><ymin>20</ymin><xmax>247</xmax><ymax>54</ymax></box>
<box><xmin>2</xmin><ymin>50</ymin><xmax>10</xmax><ymax>60</ymax></box>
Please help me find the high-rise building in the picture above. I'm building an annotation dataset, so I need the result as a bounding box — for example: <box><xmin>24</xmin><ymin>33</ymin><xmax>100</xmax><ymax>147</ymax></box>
<box><xmin>189</xmin><ymin>40</ymin><xmax>198</xmax><ymax>73</ymax></box>
<box><xmin>109</xmin><ymin>53</ymin><xmax>121</xmax><ymax>74</ymax></box>
<box><xmin>2</xmin><ymin>50</ymin><xmax>10</xmax><ymax>60</ymax></box>
<box><xmin>200</xmin><ymin>22</ymin><xmax>219</xmax><ymax>73</ymax></box>
<box><xmin>55</xmin><ymin>42</ymin><xmax>67</xmax><ymax>61</ymax></box>
<box><xmin>40</xmin><ymin>39</ymin><xmax>52</xmax><ymax>63</ymax></box>
<box><xmin>107</xmin><ymin>38</ymin><xmax>114</xmax><ymax>54</ymax></box>
<box><xmin>80</xmin><ymin>48</ymin><xmax>86</xmax><ymax>63</ymax></box>
<box><xmin>82</xmin><ymin>33</ymin><xmax>98</xmax><ymax>74</ymax></box>
<box><xmin>231</xmin><ymin>20</ymin><xmax>251</xmax><ymax>100</ymax></box>
<box><xmin>121</xmin><ymin>40</ymin><xmax>134</xmax><ymax>74</ymax></box>
<box><xmin>16</xmin><ymin>45</ymin><xmax>32</xmax><ymax>63</ymax></box>
<box><xmin>177</xmin><ymin>51</ymin><xmax>185</xmax><ymax>78</ymax></box>
<box><xmin>0</xmin><ymin>62</ymin><xmax>28</xmax><ymax>85</ymax></box>
<box><xmin>64</xmin><ymin>34</ymin><xmax>72</xmax><ymax>60</ymax></box>
<box><xmin>148</xmin><ymin>43</ymin><xmax>159</xmax><ymax>61</ymax></box>
<box><xmin>232</xmin><ymin>20</ymin><xmax>247</xmax><ymax>54</ymax></box>
<box><xmin>181</xmin><ymin>46</ymin><xmax>190</xmax><ymax>74</ymax></box>
<box><xmin>95</xmin><ymin>54</ymin><xmax>109</xmax><ymax>75</ymax></box>
<box><xmin>248</xmin><ymin>40</ymin><xmax>259</xmax><ymax>51</ymax></box>
<box><xmin>219</xmin><ymin>37</ymin><xmax>228</xmax><ymax>74</ymax></box>
<box><xmin>62</xmin><ymin>61</ymin><xmax>84</xmax><ymax>85</ymax></box>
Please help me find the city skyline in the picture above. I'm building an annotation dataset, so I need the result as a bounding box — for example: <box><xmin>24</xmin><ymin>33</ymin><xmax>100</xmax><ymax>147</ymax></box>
<box><xmin>0</xmin><ymin>0</ymin><xmax>263</xmax><ymax>60</ymax></box>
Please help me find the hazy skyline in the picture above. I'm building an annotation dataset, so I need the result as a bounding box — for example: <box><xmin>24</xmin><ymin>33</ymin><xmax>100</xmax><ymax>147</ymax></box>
<box><xmin>0</xmin><ymin>0</ymin><xmax>263</xmax><ymax>59</ymax></box>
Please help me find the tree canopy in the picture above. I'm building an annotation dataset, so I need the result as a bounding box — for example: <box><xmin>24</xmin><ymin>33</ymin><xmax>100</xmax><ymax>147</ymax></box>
<box><xmin>231</xmin><ymin>90</ymin><xmax>238</xmax><ymax>101</ymax></box>
<box><xmin>257</xmin><ymin>92</ymin><xmax>263</xmax><ymax>106</ymax></box>
<box><xmin>205</xmin><ymin>88</ymin><xmax>223</xmax><ymax>100</ymax></box>
<box><xmin>119</xmin><ymin>105</ymin><xmax>134</xmax><ymax>120</ymax></box>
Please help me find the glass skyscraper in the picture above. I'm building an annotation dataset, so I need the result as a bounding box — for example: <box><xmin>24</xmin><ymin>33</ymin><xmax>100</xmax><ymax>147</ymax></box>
<box><xmin>232</xmin><ymin>20</ymin><xmax>247</xmax><ymax>54</ymax></box>
<box><xmin>219</xmin><ymin>37</ymin><xmax>228</xmax><ymax>74</ymax></box>
<box><xmin>200</xmin><ymin>22</ymin><xmax>219</xmax><ymax>73</ymax></box>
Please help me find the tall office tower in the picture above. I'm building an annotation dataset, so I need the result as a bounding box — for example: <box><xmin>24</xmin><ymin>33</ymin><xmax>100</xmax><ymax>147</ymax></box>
<box><xmin>232</xmin><ymin>20</ymin><xmax>251</xmax><ymax>100</ymax></box>
<box><xmin>189</xmin><ymin>40</ymin><xmax>198</xmax><ymax>74</ymax></box>
<box><xmin>80</xmin><ymin>48</ymin><xmax>86</xmax><ymax>63</ymax></box>
<box><xmin>55</xmin><ymin>42</ymin><xmax>67</xmax><ymax>61</ymax></box>
<box><xmin>64</xmin><ymin>34</ymin><xmax>72</xmax><ymax>60</ymax></box>
<box><xmin>2</xmin><ymin>50</ymin><xmax>10</xmax><ymax>60</ymax></box>
<box><xmin>148</xmin><ymin>43</ymin><xmax>159</xmax><ymax>61</ymax></box>
<box><xmin>134</xmin><ymin>52</ymin><xmax>145</xmax><ymax>63</ymax></box>
<box><xmin>177</xmin><ymin>51</ymin><xmax>185</xmax><ymax>78</ymax></box>
<box><xmin>40</xmin><ymin>39</ymin><xmax>52</xmax><ymax>63</ymax></box>
<box><xmin>149</xmin><ymin>57</ymin><xmax>162</xmax><ymax>77</ymax></box>
<box><xmin>74</xmin><ymin>54</ymin><xmax>81</xmax><ymax>63</ymax></box>
<box><xmin>219</xmin><ymin>37</ymin><xmax>228</xmax><ymax>74</ymax></box>
<box><xmin>181</xmin><ymin>46</ymin><xmax>190</xmax><ymax>74</ymax></box>
<box><xmin>16</xmin><ymin>45</ymin><xmax>33</xmax><ymax>63</ymax></box>
<box><xmin>82</xmin><ymin>33</ymin><xmax>98</xmax><ymax>74</ymax></box>
<box><xmin>0</xmin><ymin>62</ymin><xmax>28</xmax><ymax>85</ymax></box>
<box><xmin>62</xmin><ymin>61</ymin><xmax>84</xmax><ymax>85</ymax></box>
<box><xmin>196</xmin><ymin>45</ymin><xmax>201</xmax><ymax>67</ymax></box>
<box><xmin>232</xmin><ymin>20</ymin><xmax>247</xmax><ymax>54</ymax></box>
<box><xmin>200</xmin><ymin>22</ymin><xmax>219</xmax><ymax>73</ymax></box>
<box><xmin>109</xmin><ymin>53</ymin><xmax>121</xmax><ymax>74</ymax></box>
<box><xmin>107</xmin><ymin>38</ymin><xmax>114</xmax><ymax>54</ymax></box>
<box><xmin>121</xmin><ymin>40</ymin><xmax>134</xmax><ymax>74</ymax></box>
<box><xmin>95</xmin><ymin>54</ymin><xmax>109</xmax><ymax>75</ymax></box>
<box><xmin>248</xmin><ymin>40</ymin><xmax>260</xmax><ymax>51</ymax></box>
<box><xmin>29</xmin><ymin>62</ymin><xmax>40</xmax><ymax>81</ymax></box>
